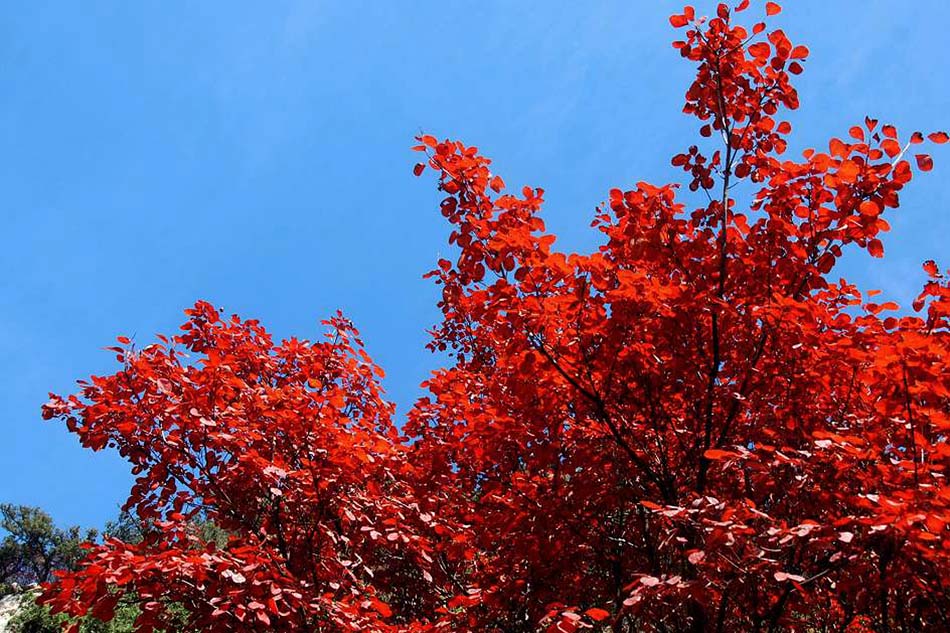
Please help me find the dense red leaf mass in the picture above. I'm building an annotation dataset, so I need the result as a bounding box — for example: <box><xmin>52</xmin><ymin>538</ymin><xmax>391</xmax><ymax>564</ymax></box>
<box><xmin>40</xmin><ymin>3</ymin><xmax>950</xmax><ymax>632</ymax></box>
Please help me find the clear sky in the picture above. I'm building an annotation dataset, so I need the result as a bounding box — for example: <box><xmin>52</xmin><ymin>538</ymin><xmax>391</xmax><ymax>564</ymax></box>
<box><xmin>2</xmin><ymin>1</ymin><xmax>948</xmax><ymax>530</ymax></box>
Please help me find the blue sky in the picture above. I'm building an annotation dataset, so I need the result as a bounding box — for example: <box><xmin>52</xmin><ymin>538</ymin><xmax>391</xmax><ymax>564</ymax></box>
<box><xmin>2</xmin><ymin>1</ymin><xmax>948</xmax><ymax>530</ymax></box>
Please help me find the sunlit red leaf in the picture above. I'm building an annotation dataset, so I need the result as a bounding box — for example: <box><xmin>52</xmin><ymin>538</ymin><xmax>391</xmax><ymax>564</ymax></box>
<box><xmin>669</xmin><ymin>14</ymin><xmax>689</xmax><ymax>27</ymax></box>
<box><xmin>881</xmin><ymin>139</ymin><xmax>900</xmax><ymax>157</ymax></box>
<box><xmin>585</xmin><ymin>608</ymin><xmax>611</xmax><ymax>622</ymax></box>
<box><xmin>837</xmin><ymin>159</ymin><xmax>860</xmax><ymax>181</ymax></box>
<box><xmin>829</xmin><ymin>137</ymin><xmax>849</xmax><ymax>158</ymax></box>
<box><xmin>748</xmin><ymin>42</ymin><xmax>771</xmax><ymax>59</ymax></box>
<box><xmin>704</xmin><ymin>449</ymin><xmax>739</xmax><ymax>460</ymax></box>
<box><xmin>859</xmin><ymin>200</ymin><xmax>880</xmax><ymax>216</ymax></box>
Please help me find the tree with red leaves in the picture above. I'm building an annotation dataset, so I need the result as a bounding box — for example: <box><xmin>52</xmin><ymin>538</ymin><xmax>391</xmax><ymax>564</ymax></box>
<box><xmin>40</xmin><ymin>2</ymin><xmax>950</xmax><ymax>632</ymax></box>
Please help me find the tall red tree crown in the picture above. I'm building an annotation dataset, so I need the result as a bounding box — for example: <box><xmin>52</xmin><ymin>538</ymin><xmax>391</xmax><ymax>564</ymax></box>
<box><xmin>41</xmin><ymin>2</ymin><xmax>949</xmax><ymax>631</ymax></box>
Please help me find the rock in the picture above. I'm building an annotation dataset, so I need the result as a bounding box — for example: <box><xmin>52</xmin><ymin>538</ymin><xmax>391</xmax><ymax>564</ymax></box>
<box><xmin>0</xmin><ymin>592</ymin><xmax>25</xmax><ymax>633</ymax></box>
<box><xmin>0</xmin><ymin>587</ymin><xmax>39</xmax><ymax>633</ymax></box>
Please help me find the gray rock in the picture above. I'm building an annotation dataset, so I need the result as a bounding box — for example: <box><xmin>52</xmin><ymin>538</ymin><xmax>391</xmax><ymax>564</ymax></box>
<box><xmin>0</xmin><ymin>587</ymin><xmax>39</xmax><ymax>633</ymax></box>
<box><xmin>0</xmin><ymin>592</ymin><xmax>25</xmax><ymax>633</ymax></box>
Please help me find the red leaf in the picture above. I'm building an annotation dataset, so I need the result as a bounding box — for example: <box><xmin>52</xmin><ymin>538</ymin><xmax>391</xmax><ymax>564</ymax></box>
<box><xmin>669</xmin><ymin>14</ymin><xmax>689</xmax><ymax>27</ymax></box>
<box><xmin>790</xmin><ymin>45</ymin><xmax>809</xmax><ymax>59</ymax></box>
<box><xmin>848</xmin><ymin>126</ymin><xmax>865</xmax><ymax>142</ymax></box>
<box><xmin>413</xmin><ymin>163</ymin><xmax>426</xmax><ymax>177</ymax></box>
<box><xmin>923</xmin><ymin>260</ymin><xmax>939</xmax><ymax>278</ymax></box>
<box><xmin>837</xmin><ymin>159</ymin><xmax>860</xmax><ymax>182</ymax></box>
<box><xmin>915</xmin><ymin>154</ymin><xmax>934</xmax><ymax>171</ymax></box>
<box><xmin>829</xmin><ymin>137</ymin><xmax>849</xmax><ymax>158</ymax></box>
<box><xmin>881</xmin><ymin>139</ymin><xmax>901</xmax><ymax>158</ymax></box>
<box><xmin>749</xmin><ymin>42</ymin><xmax>771</xmax><ymax>59</ymax></box>
<box><xmin>765</xmin><ymin>2</ymin><xmax>781</xmax><ymax>16</ymax></box>
<box><xmin>929</xmin><ymin>131</ymin><xmax>949</xmax><ymax>144</ymax></box>
<box><xmin>372</xmin><ymin>599</ymin><xmax>393</xmax><ymax>618</ymax></box>
<box><xmin>867</xmin><ymin>238</ymin><xmax>884</xmax><ymax>258</ymax></box>
<box><xmin>704</xmin><ymin>449</ymin><xmax>739</xmax><ymax>460</ymax></box>
<box><xmin>585</xmin><ymin>608</ymin><xmax>611</xmax><ymax>622</ymax></box>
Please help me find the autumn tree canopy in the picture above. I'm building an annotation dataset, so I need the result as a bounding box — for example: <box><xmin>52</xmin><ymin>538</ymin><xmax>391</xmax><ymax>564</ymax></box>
<box><xmin>38</xmin><ymin>2</ymin><xmax>950</xmax><ymax>632</ymax></box>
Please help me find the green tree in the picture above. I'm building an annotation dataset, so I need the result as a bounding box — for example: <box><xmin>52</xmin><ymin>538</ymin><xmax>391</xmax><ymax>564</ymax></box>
<box><xmin>8</xmin><ymin>598</ymin><xmax>139</xmax><ymax>633</ymax></box>
<box><xmin>0</xmin><ymin>504</ymin><xmax>94</xmax><ymax>594</ymax></box>
<box><xmin>1</xmin><ymin>507</ymin><xmax>189</xmax><ymax>633</ymax></box>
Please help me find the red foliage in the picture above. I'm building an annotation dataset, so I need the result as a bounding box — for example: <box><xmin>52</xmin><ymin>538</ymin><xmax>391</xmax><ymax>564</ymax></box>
<box><xmin>41</xmin><ymin>3</ymin><xmax>950</xmax><ymax>631</ymax></box>
<box><xmin>41</xmin><ymin>305</ymin><xmax>444</xmax><ymax>631</ymax></box>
